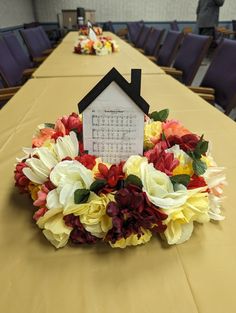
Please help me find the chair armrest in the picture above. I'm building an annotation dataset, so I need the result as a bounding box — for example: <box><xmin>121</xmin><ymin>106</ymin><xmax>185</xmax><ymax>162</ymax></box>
<box><xmin>23</xmin><ymin>68</ymin><xmax>36</xmax><ymax>78</ymax></box>
<box><xmin>136</xmin><ymin>48</ymin><xmax>145</xmax><ymax>53</ymax></box>
<box><xmin>33</xmin><ymin>56</ymin><xmax>47</xmax><ymax>64</ymax></box>
<box><xmin>0</xmin><ymin>86</ymin><xmax>21</xmax><ymax>95</ymax></box>
<box><xmin>42</xmin><ymin>48</ymin><xmax>53</xmax><ymax>56</ymax></box>
<box><xmin>188</xmin><ymin>86</ymin><xmax>215</xmax><ymax>95</ymax></box>
<box><xmin>198</xmin><ymin>93</ymin><xmax>215</xmax><ymax>102</ymax></box>
<box><xmin>147</xmin><ymin>56</ymin><xmax>157</xmax><ymax>62</ymax></box>
<box><xmin>0</xmin><ymin>93</ymin><xmax>16</xmax><ymax>101</ymax></box>
<box><xmin>161</xmin><ymin>67</ymin><xmax>183</xmax><ymax>78</ymax></box>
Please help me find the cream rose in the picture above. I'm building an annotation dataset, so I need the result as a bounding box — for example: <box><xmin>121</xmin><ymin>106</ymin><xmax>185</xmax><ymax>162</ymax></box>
<box><xmin>37</xmin><ymin>208</ymin><xmax>72</xmax><ymax>248</ymax></box>
<box><xmin>140</xmin><ymin>162</ymin><xmax>188</xmax><ymax>209</ymax></box>
<box><xmin>64</xmin><ymin>192</ymin><xmax>114</xmax><ymax>238</ymax></box>
<box><xmin>123</xmin><ymin>155</ymin><xmax>148</xmax><ymax>178</ymax></box>
<box><xmin>50</xmin><ymin>160</ymin><xmax>94</xmax><ymax>207</ymax></box>
<box><xmin>164</xmin><ymin>188</ymin><xmax>209</xmax><ymax>244</ymax></box>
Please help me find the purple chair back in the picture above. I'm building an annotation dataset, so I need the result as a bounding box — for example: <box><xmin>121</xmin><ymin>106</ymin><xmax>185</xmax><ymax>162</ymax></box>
<box><xmin>156</xmin><ymin>30</ymin><xmax>184</xmax><ymax>66</ymax></box>
<box><xmin>135</xmin><ymin>26</ymin><xmax>151</xmax><ymax>49</ymax></box>
<box><xmin>144</xmin><ymin>28</ymin><xmax>165</xmax><ymax>56</ymax></box>
<box><xmin>0</xmin><ymin>39</ymin><xmax>23</xmax><ymax>87</ymax></box>
<box><xmin>173</xmin><ymin>33</ymin><xmax>212</xmax><ymax>85</ymax></box>
<box><xmin>127</xmin><ymin>21</ymin><xmax>144</xmax><ymax>44</ymax></box>
<box><xmin>38</xmin><ymin>26</ymin><xmax>52</xmax><ymax>49</ymax></box>
<box><xmin>3</xmin><ymin>32</ymin><xmax>33</xmax><ymax>72</ymax></box>
<box><xmin>170</xmin><ymin>20</ymin><xmax>179</xmax><ymax>31</ymax></box>
<box><xmin>20</xmin><ymin>28</ymin><xmax>47</xmax><ymax>58</ymax></box>
<box><xmin>232</xmin><ymin>20</ymin><xmax>236</xmax><ymax>32</ymax></box>
<box><xmin>201</xmin><ymin>39</ymin><xmax>236</xmax><ymax>114</ymax></box>
<box><xmin>107</xmin><ymin>21</ymin><xmax>115</xmax><ymax>33</ymax></box>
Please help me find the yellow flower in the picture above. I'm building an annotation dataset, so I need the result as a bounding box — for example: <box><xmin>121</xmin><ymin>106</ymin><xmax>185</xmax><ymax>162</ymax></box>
<box><xmin>64</xmin><ymin>192</ymin><xmax>114</xmax><ymax>238</ymax></box>
<box><xmin>172</xmin><ymin>163</ymin><xmax>193</xmax><ymax>176</ymax></box>
<box><xmin>123</xmin><ymin>155</ymin><xmax>147</xmax><ymax>178</ymax></box>
<box><xmin>144</xmin><ymin>121</ymin><xmax>162</xmax><ymax>149</ymax></box>
<box><xmin>164</xmin><ymin>189</ymin><xmax>209</xmax><ymax>245</ymax></box>
<box><xmin>168</xmin><ymin>145</ymin><xmax>194</xmax><ymax>176</ymax></box>
<box><xmin>28</xmin><ymin>182</ymin><xmax>40</xmax><ymax>201</ymax></box>
<box><xmin>110</xmin><ymin>229</ymin><xmax>152</xmax><ymax>248</ymax></box>
<box><xmin>37</xmin><ymin>208</ymin><xmax>72</xmax><ymax>248</ymax></box>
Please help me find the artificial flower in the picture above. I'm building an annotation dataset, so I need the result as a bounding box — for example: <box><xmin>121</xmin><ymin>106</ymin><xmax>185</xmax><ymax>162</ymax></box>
<box><xmin>123</xmin><ymin>155</ymin><xmax>147</xmax><ymax>178</ymax></box>
<box><xmin>110</xmin><ymin>229</ymin><xmax>152</xmax><ymax>248</ymax></box>
<box><xmin>37</xmin><ymin>208</ymin><xmax>72</xmax><ymax>248</ymax></box>
<box><xmin>49</xmin><ymin>160</ymin><xmax>94</xmax><ymax>207</ymax></box>
<box><xmin>164</xmin><ymin>187</ymin><xmax>209</xmax><ymax>244</ymax></box>
<box><xmin>22</xmin><ymin>132</ymin><xmax>79</xmax><ymax>184</ymax></box>
<box><xmin>144</xmin><ymin>120</ymin><xmax>162</xmax><ymax>149</ymax></box>
<box><xmin>64</xmin><ymin>192</ymin><xmax>114</xmax><ymax>238</ymax></box>
<box><xmin>140</xmin><ymin>162</ymin><xmax>188</xmax><ymax>209</ymax></box>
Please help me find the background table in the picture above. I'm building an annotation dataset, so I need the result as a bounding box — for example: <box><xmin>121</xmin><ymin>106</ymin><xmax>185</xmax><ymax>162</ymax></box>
<box><xmin>32</xmin><ymin>32</ymin><xmax>165</xmax><ymax>78</ymax></box>
<box><xmin>1</xmin><ymin>74</ymin><xmax>236</xmax><ymax>313</ymax></box>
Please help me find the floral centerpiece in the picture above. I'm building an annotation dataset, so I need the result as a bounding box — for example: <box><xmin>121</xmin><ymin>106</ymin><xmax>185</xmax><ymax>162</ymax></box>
<box><xmin>78</xmin><ymin>26</ymin><xmax>103</xmax><ymax>36</ymax></box>
<box><xmin>14</xmin><ymin>109</ymin><xmax>226</xmax><ymax>249</ymax></box>
<box><xmin>74</xmin><ymin>36</ymin><xmax>119</xmax><ymax>56</ymax></box>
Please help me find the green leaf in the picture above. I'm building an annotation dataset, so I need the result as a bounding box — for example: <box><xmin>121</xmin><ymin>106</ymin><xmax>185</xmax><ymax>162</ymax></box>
<box><xmin>125</xmin><ymin>174</ymin><xmax>143</xmax><ymax>188</ymax></box>
<box><xmin>170</xmin><ymin>174</ymin><xmax>190</xmax><ymax>187</ymax></box>
<box><xmin>90</xmin><ymin>179</ymin><xmax>106</xmax><ymax>193</ymax></box>
<box><xmin>74</xmin><ymin>189</ymin><xmax>90</xmax><ymax>204</ymax></box>
<box><xmin>194</xmin><ymin>136</ymin><xmax>209</xmax><ymax>159</ymax></box>
<box><xmin>149</xmin><ymin>109</ymin><xmax>169</xmax><ymax>122</ymax></box>
<box><xmin>199</xmin><ymin>140</ymin><xmax>208</xmax><ymax>155</ymax></box>
<box><xmin>44</xmin><ymin>123</ymin><xmax>55</xmax><ymax>129</ymax></box>
<box><xmin>192</xmin><ymin>159</ymin><xmax>207</xmax><ymax>176</ymax></box>
<box><xmin>161</xmin><ymin>132</ymin><xmax>167</xmax><ymax>141</ymax></box>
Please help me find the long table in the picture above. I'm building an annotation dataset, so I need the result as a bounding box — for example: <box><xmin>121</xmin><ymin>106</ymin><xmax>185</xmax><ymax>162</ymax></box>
<box><xmin>32</xmin><ymin>32</ymin><xmax>165</xmax><ymax>78</ymax></box>
<box><xmin>1</xmin><ymin>74</ymin><xmax>236</xmax><ymax>313</ymax></box>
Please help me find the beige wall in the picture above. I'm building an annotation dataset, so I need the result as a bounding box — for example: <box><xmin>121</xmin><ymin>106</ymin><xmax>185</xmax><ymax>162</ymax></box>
<box><xmin>0</xmin><ymin>0</ymin><xmax>35</xmax><ymax>28</ymax></box>
<box><xmin>33</xmin><ymin>0</ymin><xmax>236</xmax><ymax>23</ymax></box>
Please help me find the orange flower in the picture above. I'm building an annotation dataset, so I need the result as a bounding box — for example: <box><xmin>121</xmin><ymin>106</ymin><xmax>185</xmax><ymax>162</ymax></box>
<box><xmin>32</xmin><ymin>128</ymin><xmax>55</xmax><ymax>147</ymax></box>
<box><xmin>163</xmin><ymin>120</ymin><xmax>191</xmax><ymax>139</ymax></box>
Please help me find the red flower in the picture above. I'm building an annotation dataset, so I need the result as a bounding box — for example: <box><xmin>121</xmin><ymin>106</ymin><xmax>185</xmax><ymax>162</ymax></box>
<box><xmin>14</xmin><ymin>162</ymin><xmax>30</xmax><ymax>193</ymax></box>
<box><xmin>167</xmin><ymin>134</ymin><xmax>199</xmax><ymax>152</ymax></box>
<box><xmin>105</xmin><ymin>185</ymin><xmax>167</xmax><ymax>244</ymax></box>
<box><xmin>187</xmin><ymin>175</ymin><xmax>208</xmax><ymax>190</ymax></box>
<box><xmin>96</xmin><ymin>162</ymin><xmax>125</xmax><ymax>188</ymax></box>
<box><xmin>61</xmin><ymin>112</ymin><xmax>82</xmax><ymax>133</ymax></box>
<box><xmin>64</xmin><ymin>214</ymin><xmax>99</xmax><ymax>244</ymax></box>
<box><xmin>52</xmin><ymin>113</ymin><xmax>83</xmax><ymax>140</ymax></box>
<box><xmin>75</xmin><ymin>154</ymin><xmax>96</xmax><ymax>170</ymax></box>
<box><xmin>145</xmin><ymin>142</ymin><xmax>179</xmax><ymax>176</ymax></box>
<box><xmin>33</xmin><ymin>207</ymin><xmax>48</xmax><ymax>221</ymax></box>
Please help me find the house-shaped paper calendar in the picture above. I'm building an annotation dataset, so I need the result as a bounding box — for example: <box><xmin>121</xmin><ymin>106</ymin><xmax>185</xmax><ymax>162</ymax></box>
<box><xmin>78</xmin><ymin>67</ymin><xmax>150</xmax><ymax>163</ymax></box>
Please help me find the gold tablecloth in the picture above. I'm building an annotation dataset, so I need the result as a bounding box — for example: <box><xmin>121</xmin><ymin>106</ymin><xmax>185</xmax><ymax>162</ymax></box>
<box><xmin>32</xmin><ymin>32</ymin><xmax>164</xmax><ymax>78</ymax></box>
<box><xmin>1</xmin><ymin>74</ymin><xmax>236</xmax><ymax>313</ymax></box>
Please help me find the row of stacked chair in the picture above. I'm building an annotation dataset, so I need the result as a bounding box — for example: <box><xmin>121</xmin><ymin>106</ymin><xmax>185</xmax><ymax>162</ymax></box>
<box><xmin>126</xmin><ymin>21</ymin><xmax>236</xmax><ymax>117</ymax></box>
<box><xmin>0</xmin><ymin>26</ymin><xmax>56</xmax><ymax>106</ymax></box>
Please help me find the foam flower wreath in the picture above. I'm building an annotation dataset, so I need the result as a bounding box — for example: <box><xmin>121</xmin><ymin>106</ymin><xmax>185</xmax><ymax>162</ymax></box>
<box><xmin>14</xmin><ymin>110</ymin><xmax>226</xmax><ymax>249</ymax></box>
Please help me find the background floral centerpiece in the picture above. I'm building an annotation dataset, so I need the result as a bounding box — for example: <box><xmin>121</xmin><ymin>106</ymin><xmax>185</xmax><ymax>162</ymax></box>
<box><xmin>78</xmin><ymin>25</ymin><xmax>103</xmax><ymax>36</ymax></box>
<box><xmin>14</xmin><ymin>109</ymin><xmax>226</xmax><ymax>249</ymax></box>
<box><xmin>74</xmin><ymin>35</ymin><xmax>119</xmax><ymax>55</ymax></box>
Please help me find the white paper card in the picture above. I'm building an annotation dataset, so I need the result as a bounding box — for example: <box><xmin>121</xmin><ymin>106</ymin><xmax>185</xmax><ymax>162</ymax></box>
<box><xmin>82</xmin><ymin>82</ymin><xmax>144</xmax><ymax>164</ymax></box>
